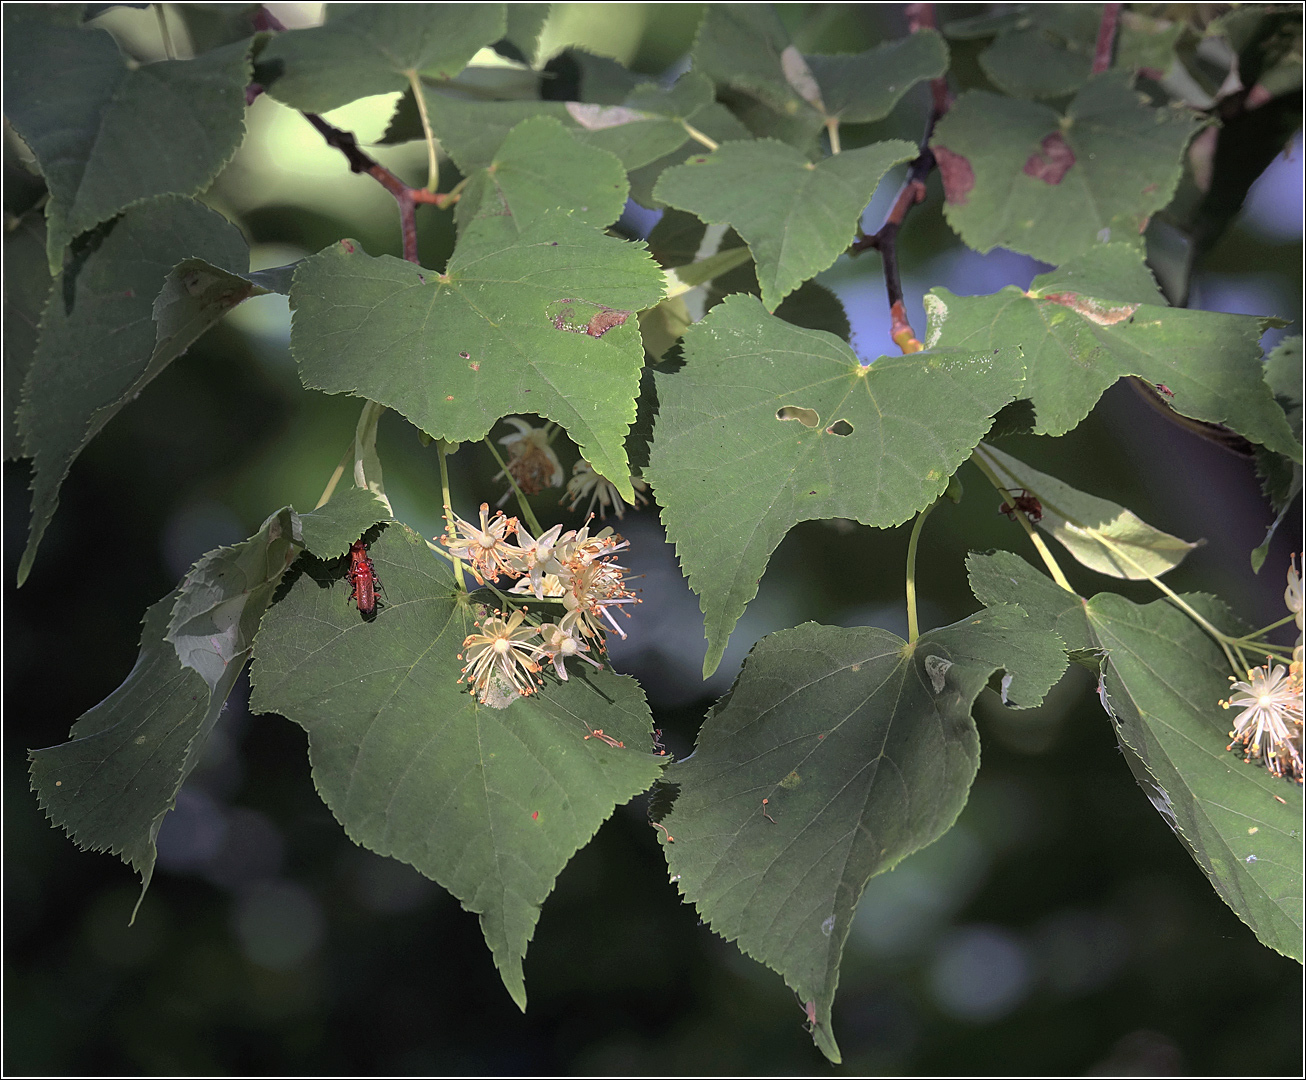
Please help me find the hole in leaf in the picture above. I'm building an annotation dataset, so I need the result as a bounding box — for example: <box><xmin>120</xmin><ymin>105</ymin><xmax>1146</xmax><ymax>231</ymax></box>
<box><xmin>825</xmin><ymin>419</ymin><xmax>853</xmax><ymax>436</ymax></box>
<box><xmin>777</xmin><ymin>406</ymin><xmax>819</xmax><ymax>428</ymax></box>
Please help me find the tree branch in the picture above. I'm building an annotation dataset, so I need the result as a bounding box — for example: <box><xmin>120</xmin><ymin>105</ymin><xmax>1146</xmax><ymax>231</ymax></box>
<box><xmin>252</xmin><ymin>6</ymin><xmax>449</xmax><ymax>264</ymax></box>
<box><xmin>1093</xmin><ymin>3</ymin><xmax>1122</xmax><ymax>75</ymax></box>
<box><xmin>848</xmin><ymin>3</ymin><xmax>951</xmax><ymax>353</ymax></box>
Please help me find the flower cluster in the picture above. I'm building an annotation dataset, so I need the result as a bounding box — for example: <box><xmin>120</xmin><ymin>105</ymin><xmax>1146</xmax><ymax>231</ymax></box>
<box><xmin>1220</xmin><ymin>557</ymin><xmax>1304</xmax><ymax>784</ymax></box>
<box><xmin>443</xmin><ymin>504</ymin><xmax>638</xmax><ymax>705</ymax></box>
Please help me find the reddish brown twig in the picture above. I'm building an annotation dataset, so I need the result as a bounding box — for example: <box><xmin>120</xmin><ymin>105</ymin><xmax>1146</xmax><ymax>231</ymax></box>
<box><xmin>253</xmin><ymin>6</ymin><xmax>447</xmax><ymax>264</ymax></box>
<box><xmin>301</xmin><ymin>113</ymin><xmax>449</xmax><ymax>263</ymax></box>
<box><xmin>1093</xmin><ymin>3</ymin><xmax>1122</xmax><ymax>75</ymax></box>
<box><xmin>849</xmin><ymin>4</ymin><xmax>951</xmax><ymax>353</ymax></box>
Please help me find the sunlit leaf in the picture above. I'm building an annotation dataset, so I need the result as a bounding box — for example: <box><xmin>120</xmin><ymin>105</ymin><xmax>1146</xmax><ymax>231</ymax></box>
<box><xmin>658</xmin><ymin>608</ymin><xmax>1066</xmax><ymax>1061</ymax></box>
<box><xmin>653</xmin><ymin>138</ymin><xmax>917</xmax><ymax>311</ymax></box>
<box><xmin>3</xmin><ymin>14</ymin><xmax>250</xmax><ymax>272</ymax></box>
<box><xmin>384</xmin><ymin>71</ymin><xmax>722</xmax><ymax>177</ymax></box>
<box><xmin>929</xmin><ymin>73</ymin><xmax>1205</xmax><ymax>266</ymax></box>
<box><xmin>975</xmin><ymin>442</ymin><xmax>1201</xmax><ymax>580</ymax></box>
<box><xmin>925</xmin><ymin>245</ymin><xmax>1300</xmax><ymax>456</ymax></box>
<box><xmin>259</xmin><ymin>2</ymin><xmax>506</xmax><ymax>113</ymax></box>
<box><xmin>288</xmin><ymin>211</ymin><xmax>666</xmax><ymax>503</ymax></box>
<box><xmin>17</xmin><ymin>196</ymin><xmax>255</xmax><ymax>586</ymax></box>
<box><xmin>645</xmin><ymin>294</ymin><xmax>1026</xmax><ymax>675</ymax></box>
<box><xmin>249</xmin><ymin>523</ymin><xmax>663</xmax><ymax>1008</ymax></box>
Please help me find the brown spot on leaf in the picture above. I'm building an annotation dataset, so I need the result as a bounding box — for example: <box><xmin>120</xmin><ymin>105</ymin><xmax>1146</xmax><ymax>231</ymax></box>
<box><xmin>585</xmin><ymin>309</ymin><xmax>629</xmax><ymax>337</ymax></box>
<box><xmin>1043</xmin><ymin>291</ymin><xmax>1137</xmax><ymax>326</ymax></box>
<box><xmin>1023</xmin><ymin>133</ymin><xmax>1075</xmax><ymax>184</ymax></box>
<box><xmin>933</xmin><ymin>145</ymin><xmax>975</xmax><ymax>205</ymax></box>
<box><xmin>341</xmin><ymin>240</ymin><xmax>356</xmax><ymax>253</ymax></box>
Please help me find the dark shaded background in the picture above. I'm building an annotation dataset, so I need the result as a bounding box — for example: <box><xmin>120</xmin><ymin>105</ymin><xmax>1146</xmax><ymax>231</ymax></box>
<box><xmin>6</xmin><ymin>4</ymin><xmax>1302</xmax><ymax>1075</ymax></box>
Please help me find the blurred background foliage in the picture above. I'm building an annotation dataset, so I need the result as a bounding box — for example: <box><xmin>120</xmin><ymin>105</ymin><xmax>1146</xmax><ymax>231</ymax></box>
<box><xmin>5</xmin><ymin>3</ymin><xmax>1302</xmax><ymax>1074</ymax></box>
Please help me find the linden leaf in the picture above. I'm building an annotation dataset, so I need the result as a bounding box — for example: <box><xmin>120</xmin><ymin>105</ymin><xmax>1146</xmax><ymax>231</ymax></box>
<box><xmin>653</xmin><ymin>138</ymin><xmax>917</xmax><ymax>312</ymax></box>
<box><xmin>29</xmin><ymin>590</ymin><xmax>238</xmax><ymax>919</ymax></box>
<box><xmin>17</xmin><ymin>197</ymin><xmax>258</xmax><ymax>586</ymax></box>
<box><xmin>930</xmin><ymin>72</ymin><xmax>1205</xmax><ymax>265</ymax></box>
<box><xmin>288</xmin><ymin>212</ymin><xmax>666</xmax><ymax>504</ymax></box>
<box><xmin>657</xmin><ymin>608</ymin><xmax>1065</xmax><ymax>1062</ymax></box>
<box><xmin>3</xmin><ymin>14</ymin><xmax>251</xmax><ymax>272</ymax></box>
<box><xmin>645</xmin><ymin>294</ymin><xmax>1026</xmax><ymax>676</ymax></box>
<box><xmin>974</xmin><ymin>442</ymin><xmax>1201</xmax><ymax>580</ymax></box>
<box><xmin>258</xmin><ymin>2</ymin><xmax>506</xmax><ymax>113</ymax></box>
<box><xmin>1088</xmin><ymin>592</ymin><xmax>1304</xmax><ymax>963</ymax></box>
<box><xmin>453</xmin><ymin>116</ymin><xmax>629</xmax><ymax>239</ymax></box>
<box><xmin>249</xmin><ymin>523</ymin><xmax>663</xmax><ymax>1008</ymax></box>
<box><xmin>925</xmin><ymin>244</ymin><xmax>1300</xmax><ymax>457</ymax></box>
<box><xmin>966</xmin><ymin>551</ymin><xmax>1305</xmax><ymax>961</ymax></box>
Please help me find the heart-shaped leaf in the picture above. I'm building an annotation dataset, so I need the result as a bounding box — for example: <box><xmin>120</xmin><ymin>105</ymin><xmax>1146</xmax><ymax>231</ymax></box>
<box><xmin>259</xmin><ymin>3</ymin><xmax>506</xmax><ymax>113</ymax></box>
<box><xmin>930</xmin><ymin>72</ymin><xmax>1204</xmax><ymax>265</ymax></box>
<box><xmin>645</xmin><ymin>294</ymin><xmax>1026</xmax><ymax>675</ymax></box>
<box><xmin>3</xmin><ymin>13</ymin><xmax>250</xmax><ymax>271</ymax></box>
<box><xmin>288</xmin><ymin>212</ymin><xmax>666</xmax><ymax>503</ymax></box>
<box><xmin>925</xmin><ymin>244</ymin><xmax>1299</xmax><ymax>456</ymax></box>
<box><xmin>249</xmin><ymin>523</ymin><xmax>664</xmax><ymax>1007</ymax></box>
<box><xmin>658</xmin><ymin>607</ymin><xmax>1066</xmax><ymax>1061</ymax></box>
<box><xmin>17</xmin><ymin>197</ymin><xmax>257</xmax><ymax>585</ymax></box>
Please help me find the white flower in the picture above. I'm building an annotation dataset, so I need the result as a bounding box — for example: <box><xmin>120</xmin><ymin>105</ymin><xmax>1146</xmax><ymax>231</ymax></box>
<box><xmin>563</xmin><ymin>459</ymin><xmax>650</xmax><ymax>520</ymax></box>
<box><xmin>440</xmin><ymin>503</ymin><xmax>519</xmax><ymax>583</ymax></box>
<box><xmin>459</xmin><ymin>609</ymin><xmax>543</xmax><ymax>704</ymax></box>
<box><xmin>1223</xmin><ymin>661</ymin><xmax>1304</xmax><ymax>783</ymax></box>
<box><xmin>506</xmin><ymin>521</ymin><xmax>565</xmax><ymax>599</ymax></box>
<box><xmin>495</xmin><ymin>417</ymin><xmax>564</xmax><ymax>504</ymax></box>
<box><xmin>534</xmin><ymin>621</ymin><xmax>603</xmax><ymax>681</ymax></box>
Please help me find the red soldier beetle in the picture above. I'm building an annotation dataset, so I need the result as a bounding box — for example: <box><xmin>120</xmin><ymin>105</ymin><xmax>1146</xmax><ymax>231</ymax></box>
<box><xmin>346</xmin><ymin>540</ymin><xmax>382</xmax><ymax>617</ymax></box>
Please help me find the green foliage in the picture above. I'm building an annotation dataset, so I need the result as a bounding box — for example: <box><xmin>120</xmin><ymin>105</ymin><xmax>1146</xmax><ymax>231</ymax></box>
<box><xmin>8</xmin><ymin>3</ymin><xmax>1301</xmax><ymax>1067</ymax></box>
<box><xmin>974</xmin><ymin>442</ymin><xmax>1202</xmax><ymax>579</ymax></box>
<box><xmin>249</xmin><ymin>523</ymin><xmax>663</xmax><ymax>1006</ymax></box>
<box><xmin>930</xmin><ymin>73</ymin><xmax>1204</xmax><ymax>265</ymax></box>
<box><xmin>288</xmin><ymin>210</ymin><xmax>664</xmax><ymax>501</ymax></box>
<box><xmin>969</xmin><ymin>551</ymin><xmax>1304</xmax><ymax>962</ymax></box>
<box><xmin>259</xmin><ymin>3</ymin><xmax>506</xmax><ymax>112</ymax></box>
<box><xmin>3</xmin><ymin>12</ymin><xmax>251</xmax><ymax>272</ymax></box>
<box><xmin>646</xmin><ymin>293</ymin><xmax>1025</xmax><ymax>675</ymax></box>
<box><xmin>927</xmin><ymin>245</ymin><xmax>1299</xmax><ymax>451</ymax></box>
<box><xmin>17</xmin><ymin>196</ymin><xmax>255</xmax><ymax>585</ymax></box>
<box><xmin>29</xmin><ymin>506</ymin><xmax>303</xmax><ymax>916</ymax></box>
<box><xmin>660</xmin><ymin>607</ymin><xmax>1066</xmax><ymax>1060</ymax></box>
<box><xmin>653</xmin><ymin>138</ymin><xmax>917</xmax><ymax>311</ymax></box>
